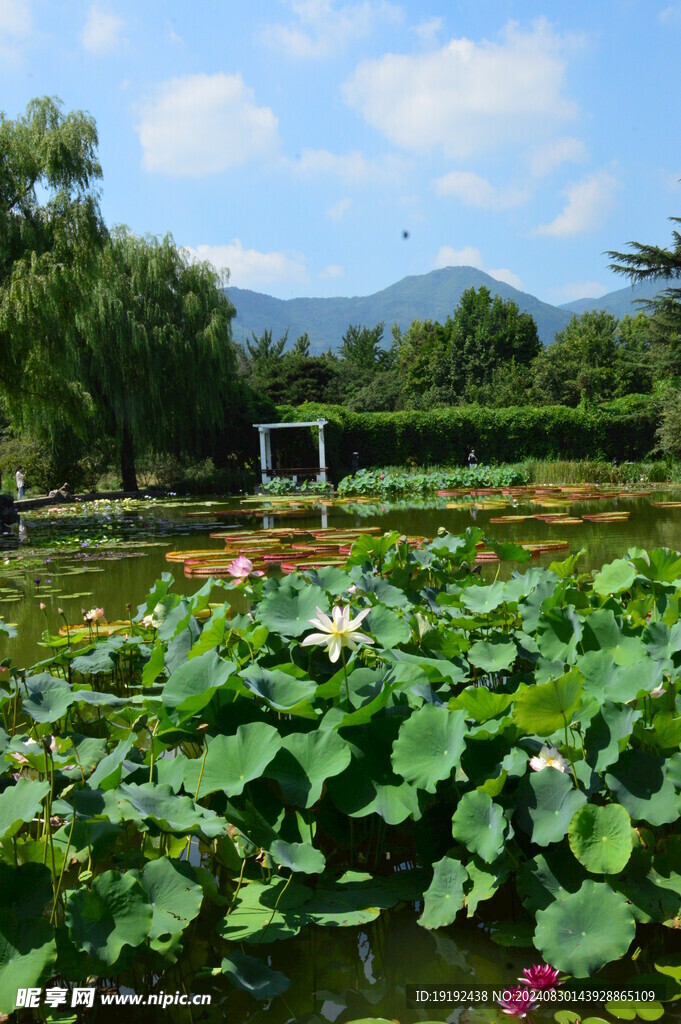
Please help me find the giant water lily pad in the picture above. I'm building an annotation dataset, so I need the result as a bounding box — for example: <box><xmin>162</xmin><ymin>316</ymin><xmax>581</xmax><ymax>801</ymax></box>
<box><xmin>534</xmin><ymin>880</ymin><xmax>636</xmax><ymax>977</ymax></box>
<box><xmin>451</xmin><ymin>790</ymin><xmax>507</xmax><ymax>863</ymax></box>
<box><xmin>516</xmin><ymin>768</ymin><xmax>587</xmax><ymax>847</ymax></box>
<box><xmin>419</xmin><ymin>856</ymin><xmax>467</xmax><ymax>929</ymax></box>
<box><xmin>568</xmin><ymin>803</ymin><xmax>632</xmax><ymax>874</ymax></box>
<box><xmin>184</xmin><ymin>723</ymin><xmax>282</xmax><ymax>798</ymax></box>
<box><xmin>391</xmin><ymin>705</ymin><xmax>467</xmax><ymax>793</ymax></box>
<box><xmin>66</xmin><ymin>870</ymin><xmax>153</xmax><ymax>966</ymax></box>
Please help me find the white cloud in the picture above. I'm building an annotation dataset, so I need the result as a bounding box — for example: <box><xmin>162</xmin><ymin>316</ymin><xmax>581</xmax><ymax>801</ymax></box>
<box><xmin>137</xmin><ymin>73</ymin><xmax>279</xmax><ymax>177</ymax></box>
<box><xmin>433</xmin><ymin>170</ymin><xmax>528</xmax><ymax>209</ymax></box>
<box><xmin>0</xmin><ymin>0</ymin><xmax>31</xmax><ymax>66</ymax></box>
<box><xmin>414</xmin><ymin>16</ymin><xmax>442</xmax><ymax>44</ymax></box>
<box><xmin>327</xmin><ymin>197</ymin><xmax>353</xmax><ymax>220</ymax></box>
<box><xmin>533</xmin><ymin>169</ymin><xmax>619</xmax><ymax>237</ymax></box>
<box><xmin>262</xmin><ymin>0</ymin><xmax>401</xmax><ymax>58</ymax></box>
<box><xmin>343</xmin><ymin>19</ymin><xmax>581</xmax><ymax>158</ymax></box>
<box><xmin>321</xmin><ymin>264</ymin><xmax>344</xmax><ymax>278</ymax></box>
<box><xmin>529</xmin><ymin>136</ymin><xmax>587</xmax><ymax>177</ymax></box>
<box><xmin>81</xmin><ymin>5</ymin><xmax>126</xmax><ymax>55</ymax></box>
<box><xmin>434</xmin><ymin>246</ymin><xmax>522</xmax><ymax>290</ymax></box>
<box><xmin>549</xmin><ymin>281</ymin><xmax>610</xmax><ymax>303</ymax></box>
<box><xmin>186</xmin><ymin>240</ymin><xmax>308</xmax><ymax>290</ymax></box>
<box><xmin>288</xmin><ymin>148</ymin><xmax>405</xmax><ymax>185</ymax></box>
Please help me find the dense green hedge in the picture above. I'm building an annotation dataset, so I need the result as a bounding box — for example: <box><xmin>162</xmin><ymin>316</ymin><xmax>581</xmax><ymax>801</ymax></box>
<box><xmin>277</xmin><ymin>396</ymin><xmax>658</xmax><ymax>479</ymax></box>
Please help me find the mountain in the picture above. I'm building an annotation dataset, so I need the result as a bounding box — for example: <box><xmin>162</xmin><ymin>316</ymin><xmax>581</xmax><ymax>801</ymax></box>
<box><xmin>226</xmin><ymin>267</ymin><xmax>672</xmax><ymax>352</ymax></box>
<box><xmin>560</xmin><ymin>277</ymin><xmax>670</xmax><ymax>318</ymax></box>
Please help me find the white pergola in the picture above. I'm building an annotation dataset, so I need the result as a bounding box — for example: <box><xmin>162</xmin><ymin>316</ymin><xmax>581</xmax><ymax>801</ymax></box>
<box><xmin>253</xmin><ymin>419</ymin><xmax>328</xmax><ymax>485</ymax></box>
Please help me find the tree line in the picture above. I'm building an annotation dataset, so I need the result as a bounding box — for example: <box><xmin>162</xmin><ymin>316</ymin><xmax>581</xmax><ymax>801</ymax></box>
<box><xmin>2</xmin><ymin>96</ymin><xmax>681</xmax><ymax>494</ymax></box>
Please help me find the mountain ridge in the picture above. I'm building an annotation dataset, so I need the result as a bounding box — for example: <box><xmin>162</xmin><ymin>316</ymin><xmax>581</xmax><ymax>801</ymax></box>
<box><xmin>226</xmin><ymin>267</ymin><xmax>666</xmax><ymax>352</ymax></box>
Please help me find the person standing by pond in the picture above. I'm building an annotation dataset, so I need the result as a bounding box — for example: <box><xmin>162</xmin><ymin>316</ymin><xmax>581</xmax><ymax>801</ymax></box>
<box><xmin>467</xmin><ymin>449</ymin><xmax>477</xmax><ymax>468</ymax></box>
<box><xmin>15</xmin><ymin>466</ymin><xmax>25</xmax><ymax>500</ymax></box>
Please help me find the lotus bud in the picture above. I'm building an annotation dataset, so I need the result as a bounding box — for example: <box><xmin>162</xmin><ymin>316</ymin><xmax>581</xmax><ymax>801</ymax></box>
<box><xmin>39</xmin><ymin>602</ymin><xmax>46</xmax><ymax>611</ymax></box>
<box><xmin>196</xmin><ymin>723</ymin><xmax>210</xmax><ymax>734</ymax></box>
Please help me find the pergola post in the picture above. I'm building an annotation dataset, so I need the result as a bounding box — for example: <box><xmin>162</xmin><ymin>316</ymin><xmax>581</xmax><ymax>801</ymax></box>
<box><xmin>258</xmin><ymin>428</ymin><xmax>270</xmax><ymax>484</ymax></box>
<box><xmin>317</xmin><ymin>420</ymin><xmax>327</xmax><ymax>483</ymax></box>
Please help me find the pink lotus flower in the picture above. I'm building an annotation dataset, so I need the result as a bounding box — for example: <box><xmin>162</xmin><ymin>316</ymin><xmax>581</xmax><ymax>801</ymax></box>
<box><xmin>226</xmin><ymin>555</ymin><xmax>264</xmax><ymax>583</ymax></box>
<box><xmin>519</xmin><ymin>964</ymin><xmax>560</xmax><ymax>989</ymax></box>
<box><xmin>498</xmin><ymin>986</ymin><xmax>538</xmax><ymax>1017</ymax></box>
<box><xmin>11</xmin><ymin>735</ymin><xmax>56</xmax><ymax>765</ymax></box>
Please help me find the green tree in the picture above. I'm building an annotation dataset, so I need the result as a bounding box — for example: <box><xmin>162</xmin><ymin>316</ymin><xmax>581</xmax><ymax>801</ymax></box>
<box><xmin>339</xmin><ymin>322</ymin><xmax>385</xmax><ymax>369</ymax></box>
<box><xmin>76</xmin><ymin>229</ymin><xmax>238</xmax><ymax>490</ymax></box>
<box><xmin>0</xmin><ymin>96</ymin><xmax>104</xmax><ymax>415</ymax></box>
<box><xmin>246</xmin><ymin>328</ymin><xmax>288</xmax><ymax>364</ymax></box>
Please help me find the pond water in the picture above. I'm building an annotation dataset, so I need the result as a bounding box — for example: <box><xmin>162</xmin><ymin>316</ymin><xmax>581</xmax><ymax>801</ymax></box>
<box><xmin>4</xmin><ymin>488</ymin><xmax>681</xmax><ymax>668</ymax></box>
<box><xmin>3</xmin><ymin>490</ymin><xmax>681</xmax><ymax>1023</ymax></box>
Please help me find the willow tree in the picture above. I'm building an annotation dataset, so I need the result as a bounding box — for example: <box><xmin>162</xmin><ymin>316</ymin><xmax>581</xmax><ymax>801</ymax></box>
<box><xmin>0</xmin><ymin>96</ymin><xmax>104</xmax><ymax>414</ymax></box>
<box><xmin>76</xmin><ymin>230</ymin><xmax>237</xmax><ymax>490</ymax></box>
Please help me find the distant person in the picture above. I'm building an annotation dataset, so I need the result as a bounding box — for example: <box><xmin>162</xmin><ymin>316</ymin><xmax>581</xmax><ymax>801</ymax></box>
<box><xmin>467</xmin><ymin>449</ymin><xmax>477</xmax><ymax>469</ymax></box>
<box><xmin>15</xmin><ymin>466</ymin><xmax>25</xmax><ymax>500</ymax></box>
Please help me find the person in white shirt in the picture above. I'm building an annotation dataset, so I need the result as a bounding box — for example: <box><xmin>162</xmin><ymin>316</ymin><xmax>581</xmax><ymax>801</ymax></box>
<box><xmin>15</xmin><ymin>467</ymin><xmax>25</xmax><ymax>500</ymax></box>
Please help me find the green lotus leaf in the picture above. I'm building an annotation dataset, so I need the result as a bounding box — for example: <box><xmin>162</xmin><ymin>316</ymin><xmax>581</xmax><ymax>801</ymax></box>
<box><xmin>418</xmin><ymin>855</ymin><xmax>467</xmax><ymax>929</ymax></box>
<box><xmin>486</xmin><ymin>540</ymin><xmax>532</xmax><ymax>563</ymax></box>
<box><xmin>327</xmin><ymin>725</ymin><xmax>421</xmax><ymax>825</ymax></box>
<box><xmin>0</xmin><ymin>915</ymin><xmax>57</xmax><ymax>1015</ymax></box>
<box><xmin>270</xmin><ymin>839</ymin><xmax>326</xmax><ymax>874</ymax></box>
<box><xmin>0</xmin><ymin>863</ymin><xmax>52</xmax><ymax>921</ymax></box>
<box><xmin>582</xmin><ymin>609</ymin><xmax>647</xmax><ymax>667</ymax></box>
<box><xmin>651</xmin><ymin>711</ymin><xmax>681</xmax><ymax>752</ymax></box>
<box><xmin>0</xmin><ymin>778</ymin><xmax>49</xmax><ymax>840</ymax></box>
<box><xmin>536</xmin><ymin>606</ymin><xmax>584</xmax><ymax>664</ymax></box>
<box><xmin>71</xmin><ymin>689</ymin><xmax>132</xmax><ymax>707</ymax></box>
<box><xmin>464</xmin><ymin>855</ymin><xmax>509</xmax><ymax>917</ymax></box>
<box><xmin>71</xmin><ymin>645</ymin><xmax>119</xmax><ymax>674</ymax></box>
<box><xmin>450</xmin><ymin>686</ymin><xmax>514</xmax><ymax>722</ymax></box>
<box><xmin>517</xmin><ymin>845</ymin><xmax>587</xmax><ymax>914</ymax></box>
<box><xmin>516</xmin><ymin>768</ymin><xmax>587</xmax><ymax>847</ymax></box>
<box><xmin>240</xmin><ymin>665</ymin><xmax>316</xmax><ymax>711</ymax></box>
<box><xmin>460</xmin><ymin>582</ymin><xmax>508</xmax><ymax>615</ymax></box>
<box><xmin>87</xmin><ymin>736</ymin><xmax>135</xmax><ymax>790</ymax></box>
<box><xmin>221</xmin><ymin>950</ymin><xmax>290</xmax><ymax>999</ymax></box>
<box><xmin>138</xmin><ymin>859</ymin><xmax>203</xmax><ymax>957</ymax></box>
<box><xmin>21</xmin><ymin>673</ymin><xmax>75</xmax><ymax>723</ymax></box>
<box><xmin>304</xmin><ymin>872</ymin><xmax>396</xmax><ymax>928</ymax></box>
<box><xmin>513</xmin><ymin>670</ymin><xmax>583</xmax><ymax>737</ymax></box>
<box><xmin>606</xmin><ymin>750</ymin><xmax>680</xmax><ymax>825</ymax></box>
<box><xmin>629</xmin><ymin>547</ymin><xmax>681</xmax><ymax>583</ymax></box>
<box><xmin>467</xmin><ymin>638</ymin><xmax>517</xmax><ymax>673</ymax></box>
<box><xmin>183</xmin><ymin>723</ymin><xmax>282</xmax><ymax>798</ymax></box>
<box><xmin>350</xmin><ymin>574</ymin><xmax>411</xmax><ymax>609</ymax></box>
<box><xmin>642</xmin><ymin>620</ymin><xmax>681</xmax><ymax>662</ymax></box>
<box><xmin>266</xmin><ymin>729</ymin><xmax>351</xmax><ymax>807</ymax></box>
<box><xmin>366</xmin><ymin>603</ymin><xmax>410</xmax><ymax>648</ymax></box>
<box><xmin>452</xmin><ymin>790</ymin><xmax>507</xmax><ymax>863</ymax></box>
<box><xmin>305</xmin><ymin>566</ymin><xmax>356</xmax><ymax>595</ymax></box>
<box><xmin>593</xmin><ymin>558</ymin><xmax>637</xmax><ymax>597</ymax></box>
<box><xmin>162</xmin><ymin>650</ymin><xmax>237</xmax><ymax>713</ymax></box>
<box><xmin>258</xmin><ymin>579</ymin><xmax>329</xmax><ymax>637</ymax></box>
<box><xmin>115</xmin><ymin>783</ymin><xmax>226</xmax><ymax>837</ymax></box>
<box><xmin>220</xmin><ymin>878</ymin><xmax>312</xmax><ymax>943</ymax></box>
<box><xmin>584</xmin><ymin>703</ymin><xmax>641</xmax><ymax>773</ymax></box>
<box><xmin>534</xmin><ymin>880</ymin><xmax>636</xmax><ymax>977</ymax></box>
<box><xmin>391</xmin><ymin>705</ymin><xmax>467</xmax><ymax>793</ymax></box>
<box><xmin>568</xmin><ymin>803</ymin><xmax>633</xmax><ymax>874</ymax></box>
<box><xmin>66</xmin><ymin>870</ymin><xmax>153</xmax><ymax>966</ymax></box>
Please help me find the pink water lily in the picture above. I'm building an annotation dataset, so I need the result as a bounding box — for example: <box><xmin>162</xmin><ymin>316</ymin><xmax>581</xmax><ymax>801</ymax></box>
<box><xmin>518</xmin><ymin>964</ymin><xmax>560</xmax><ymax>989</ymax></box>
<box><xmin>302</xmin><ymin>605</ymin><xmax>375</xmax><ymax>663</ymax></box>
<box><xmin>498</xmin><ymin>986</ymin><xmax>538</xmax><ymax>1017</ymax></box>
<box><xmin>226</xmin><ymin>555</ymin><xmax>264</xmax><ymax>583</ymax></box>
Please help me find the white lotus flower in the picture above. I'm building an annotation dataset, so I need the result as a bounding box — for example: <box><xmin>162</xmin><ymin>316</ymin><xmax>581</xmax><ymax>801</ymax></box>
<box><xmin>649</xmin><ymin>683</ymin><xmax>666</xmax><ymax>698</ymax></box>
<box><xmin>301</xmin><ymin>605</ymin><xmax>375</xmax><ymax>663</ymax></box>
<box><xmin>529</xmin><ymin>745</ymin><xmax>568</xmax><ymax>773</ymax></box>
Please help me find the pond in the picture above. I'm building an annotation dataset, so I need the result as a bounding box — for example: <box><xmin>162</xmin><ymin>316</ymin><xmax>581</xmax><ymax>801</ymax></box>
<box><xmin>2</xmin><ymin>489</ymin><xmax>681</xmax><ymax>1024</ymax></box>
<box><xmin>4</xmin><ymin>487</ymin><xmax>681</xmax><ymax>668</ymax></box>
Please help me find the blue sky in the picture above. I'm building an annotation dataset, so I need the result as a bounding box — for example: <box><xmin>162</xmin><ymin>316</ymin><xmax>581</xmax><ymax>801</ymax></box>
<box><xmin>2</xmin><ymin>0</ymin><xmax>680</xmax><ymax>305</ymax></box>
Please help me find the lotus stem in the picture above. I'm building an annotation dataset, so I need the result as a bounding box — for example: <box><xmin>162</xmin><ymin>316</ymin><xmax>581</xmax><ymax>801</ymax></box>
<box><xmin>51</xmin><ymin>812</ymin><xmax>76</xmax><ymax>924</ymax></box>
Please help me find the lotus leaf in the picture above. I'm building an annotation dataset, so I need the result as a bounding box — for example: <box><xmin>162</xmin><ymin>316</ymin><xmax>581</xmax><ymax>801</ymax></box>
<box><xmin>240</xmin><ymin>665</ymin><xmax>317</xmax><ymax>711</ymax></box>
<box><xmin>536</xmin><ymin>606</ymin><xmax>584</xmax><ymax>664</ymax></box>
<box><xmin>451</xmin><ymin>790</ymin><xmax>507</xmax><ymax>863</ymax></box>
<box><xmin>568</xmin><ymin>803</ymin><xmax>633</xmax><ymax>874</ymax></box>
<box><xmin>460</xmin><ymin>582</ymin><xmax>508</xmax><ymax>615</ymax></box>
<box><xmin>162</xmin><ymin>649</ymin><xmax>237</xmax><ymax>713</ymax></box>
<box><xmin>516</xmin><ymin>768</ymin><xmax>587</xmax><ymax>847</ymax></box>
<box><xmin>220</xmin><ymin>878</ymin><xmax>312</xmax><ymax>943</ymax></box>
<box><xmin>606</xmin><ymin>750</ymin><xmax>680</xmax><ymax>825</ymax></box>
<box><xmin>517</xmin><ymin>845</ymin><xmax>587</xmax><ymax>914</ymax></box>
<box><xmin>183</xmin><ymin>723</ymin><xmax>282</xmax><ymax>798</ymax></box>
<box><xmin>138</xmin><ymin>858</ymin><xmax>203</xmax><ymax>958</ymax></box>
<box><xmin>266</xmin><ymin>729</ymin><xmax>351</xmax><ymax>807</ymax></box>
<box><xmin>0</xmin><ymin>778</ymin><xmax>49</xmax><ymax>840</ymax></box>
<box><xmin>257</xmin><ymin>579</ymin><xmax>329</xmax><ymax>636</ymax></box>
<box><xmin>270</xmin><ymin>839</ymin><xmax>326</xmax><ymax>874</ymax></box>
<box><xmin>513</xmin><ymin>670</ymin><xmax>583</xmax><ymax>736</ymax></box>
<box><xmin>115</xmin><ymin>783</ymin><xmax>226</xmax><ymax>837</ymax></box>
<box><xmin>418</xmin><ymin>856</ymin><xmax>467</xmax><ymax>929</ymax></box>
<box><xmin>66</xmin><ymin>870</ymin><xmax>153</xmax><ymax>966</ymax></box>
<box><xmin>366</xmin><ymin>603</ymin><xmax>411</xmax><ymax>648</ymax></box>
<box><xmin>22</xmin><ymin>673</ymin><xmax>75</xmax><ymax>723</ymax></box>
<box><xmin>467</xmin><ymin>638</ymin><xmax>517</xmax><ymax>673</ymax></box>
<box><xmin>584</xmin><ymin>703</ymin><xmax>640</xmax><ymax>772</ymax></box>
<box><xmin>534</xmin><ymin>880</ymin><xmax>636</xmax><ymax>976</ymax></box>
<box><xmin>221</xmin><ymin>950</ymin><xmax>290</xmax><ymax>998</ymax></box>
<box><xmin>390</xmin><ymin>705</ymin><xmax>467</xmax><ymax>793</ymax></box>
<box><xmin>0</xmin><ymin>916</ymin><xmax>57</xmax><ymax>1015</ymax></box>
<box><xmin>593</xmin><ymin>558</ymin><xmax>637</xmax><ymax>596</ymax></box>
